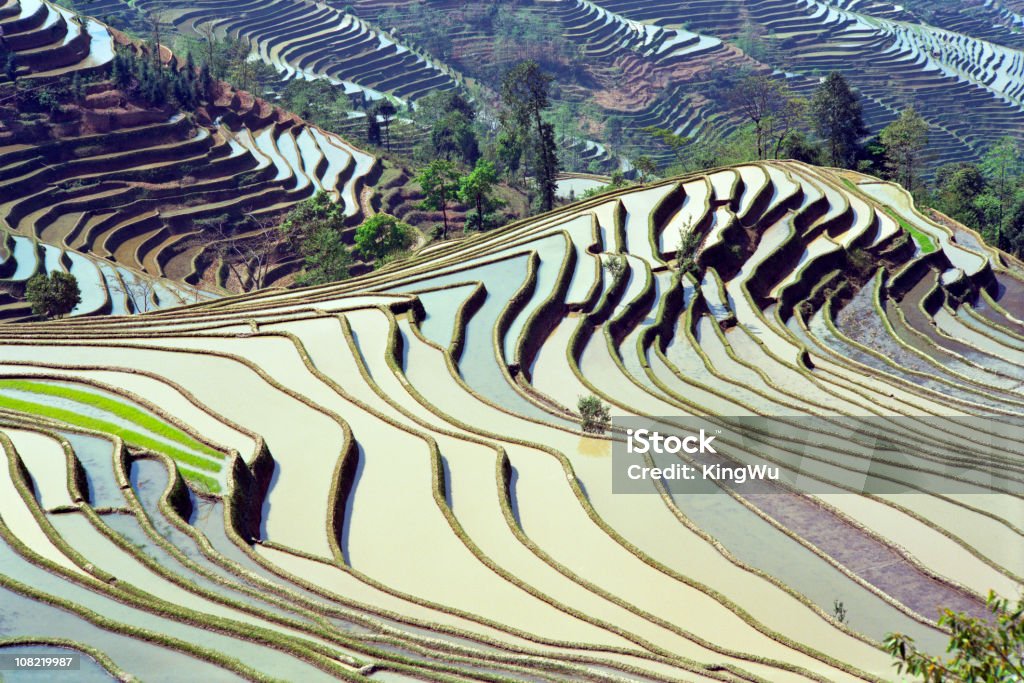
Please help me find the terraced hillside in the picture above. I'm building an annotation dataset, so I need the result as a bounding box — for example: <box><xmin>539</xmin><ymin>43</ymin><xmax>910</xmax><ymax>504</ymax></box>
<box><xmin>46</xmin><ymin>0</ymin><xmax>1024</xmax><ymax>174</ymax></box>
<box><xmin>0</xmin><ymin>160</ymin><xmax>1020</xmax><ymax>680</ymax></box>
<box><xmin>318</xmin><ymin>0</ymin><xmax>1024</xmax><ymax>171</ymax></box>
<box><xmin>89</xmin><ymin>0</ymin><xmax>460</xmax><ymax>105</ymax></box>
<box><xmin>0</xmin><ymin>230</ymin><xmax>217</xmax><ymax>319</ymax></box>
<box><xmin>0</xmin><ymin>0</ymin><xmax>398</xmax><ymax>297</ymax></box>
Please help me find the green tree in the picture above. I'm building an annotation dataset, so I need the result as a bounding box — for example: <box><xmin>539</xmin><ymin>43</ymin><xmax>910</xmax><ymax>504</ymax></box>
<box><xmin>781</xmin><ymin>131</ymin><xmax>823</xmax><ymax>164</ymax></box>
<box><xmin>811</xmin><ymin>72</ymin><xmax>867</xmax><ymax>168</ymax></box>
<box><xmin>25</xmin><ymin>272</ymin><xmax>81</xmax><ymax>319</ymax></box>
<box><xmin>416</xmin><ymin>159</ymin><xmax>461</xmax><ymax>239</ymax></box>
<box><xmin>354</xmin><ymin>213</ymin><xmax>414</xmax><ymax>262</ymax></box>
<box><xmin>934</xmin><ymin>162</ymin><xmax>986</xmax><ymax>230</ymax></box>
<box><xmin>366</xmin><ymin>110</ymin><xmax>382</xmax><ymax>146</ymax></box>
<box><xmin>675</xmin><ymin>221</ymin><xmax>701</xmax><ymax>279</ymax></box>
<box><xmin>885</xmin><ymin>591</ymin><xmax>1023</xmax><ymax>682</ymax></box>
<box><xmin>429</xmin><ymin>111</ymin><xmax>480</xmax><ymax>165</ymax></box>
<box><xmin>413</xmin><ymin>90</ymin><xmax>477</xmax><ymax>129</ymax></box>
<box><xmin>642</xmin><ymin>126</ymin><xmax>690</xmax><ymax>168</ymax></box>
<box><xmin>458</xmin><ymin>159</ymin><xmax>502</xmax><ymax>231</ymax></box>
<box><xmin>1001</xmin><ymin>192</ymin><xmax>1024</xmax><ymax>257</ymax></box>
<box><xmin>374</xmin><ymin>99</ymin><xmax>397</xmax><ymax>153</ymax></box>
<box><xmin>633</xmin><ymin>155</ymin><xmax>658</xmax><ymax>184</ymax></box>
<box><xmin>295</xmin><ymin>225</ymin><xmax>353</xmax><ymax>286</ymax></box>
<box><xmin>577</xmin><ymin>394</ymin><xmax>611</xmax><ymax>434</ymax></box>
<box><xmin>880</xmin><ymin>107</ymin><xmax>929</xmax><ymax>194</ymax></box>
<box><xmin>727</xmin><ymin>74</ymin><xmax>807</xmax><ymax>161</ymax></box>
<box><xmin>501</xmin><ymin>60</ymin><xmax>559</xmax><ymax>212</ymax></box>
<box><xmin>279</xmin><ymin>79</ymin><xmax>351</xmax><ymax>133</ymax></box>
<box><xmin>980</xmin><ymin>136</ymin><xmax>1022</xmax><ymax>232</ymax></box>
<box><xmin>603</xmin><ymin>253</ymin><xmax>627</xmax><ymax>283</ymax></box>
<box><xmin>279</xmin><ymin>191</ymin><xmax>345</xmax><ymax>245</ymax></box>
<box><xmin>973</xmin><ymin>192</ymin><xmax>1004</xmax><ymax>246</ymax></box>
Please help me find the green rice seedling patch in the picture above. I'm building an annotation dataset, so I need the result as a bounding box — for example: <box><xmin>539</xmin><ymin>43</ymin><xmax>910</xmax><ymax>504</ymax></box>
<box><xmin>0</xmin><ymin>379</ymin><xmax>221</xmax><ymax>459</ymax></box>
<box><xmin>0</xmin><ymin>391</ymin><xmax>223</xmax><ymax>490</ymax></box>
<box><xmin>882</xmin><ymin>207</ymin><xmax>938</xmax><ymax>254</ymax></box>
<box><xmin>839</xmin><ymin>179</ymin><xmax>937</xmax><ymax>254</ymax></box>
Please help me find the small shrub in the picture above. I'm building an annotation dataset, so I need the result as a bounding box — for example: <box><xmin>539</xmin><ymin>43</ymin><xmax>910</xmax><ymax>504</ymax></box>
<box><xmin>603</xmin><ymin>253</ymin><xmax>627</xmax><ymax>283</ymax></box>
<box><xmin>676</xmin><ymin>222</ymin><xmax>702</xmax><ymax>279</ymax></box>
<box><xmin>833</xmin><ymin>599</ymin><xmax>848</xmax><ymax>624</ymax></box>
<box><xmin>578</xmin><ymin>394</ymin><xmax>611</xmax><ymax>434</ymax></box>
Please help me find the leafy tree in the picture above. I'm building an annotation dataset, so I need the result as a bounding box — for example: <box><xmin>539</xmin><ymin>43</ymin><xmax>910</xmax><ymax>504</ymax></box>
<box><xmin>280</xmin><ymin>191</ymin><xmax>345</xmax><ymax>245</ymax></box>
<box><xmin>605</xmin><ymin>116</ymin><xmax>625</xmax><ymax>148</ymax></box>
<box><xmin>880</xmin><ymin>107</ymin><xmax>929</xmax><ymax>194</ymax></box>
<box><xmin>643</xmin><ymin>126</ymin><xmax>690</xmax><ymax>168</ymax></box>
<box><xmin>501</xmin><ymin>60</ymin><xmax>559</xmax><ymax>211</ymax></box>
<box><xmin>980</xmin><ymin>136</ymin><xmax>1022</xmax><ymax>230</ymax></box>
<box><xmin>366</xmin><ymin>110</ymin><xmax>382</xmax><ymax>146</ymax></box>
<box><xmin>973</xmin><ymin>192</ymin><xmax>1004</xmax><ymax>246</ymax></box>
<box><xmin>295</xmin><ymin>225</ymin><xmax>353</xmax><ymax>286</ymax></box>
<box><xmin>430</xmin><ymin>112</ymin><xmax>480</xmax><ymax>165</ymax></box>
<box><xmin>727</xmin><ymin>74</ymin><xmax>807</xmax><ymax>161</ymax></box>
<box><xmin>413</xmin><ymin>90</ymin><xmax>477</xmax><ymax>129</ymax></box>
<box><xmin>811</xmin><ymin>72</ymin><xmax>867</xmax><ymax>168</ymax></box>
<box><xmin>416</xmin><ymin>159</ymin><xmax>461</xmax><ymax>239</ymax></box>
<box><xmin>885</xmin><ymin>591</ymin><xmax>1023</xmax><ymax>682</ymax></box>
<box><xmin>780</xmin><ymin>131</ymin><xmax>823</xmax><ymax>164</ymax></box>
<box><xmin>1001</xmin><ymin>193</ymin><xmax>1024</xmax><ymax>257</ymax></box>
<box><xmin>279</xmin><ymin>79</ymin><xmax>351</xmax><ymax>133</ymax></box>
<box><xmin>458</xmin><ymin>159</ymin><xmax>502</xmax><ymax>231</ymax></box>
<box><xmin>675</xmin><ymin>221</ymin><xmax>702</xmax><ymax>279</ymax></box>
<box><xmin>34</xmin><ymin>87</ymin><xmax>64</xmax><ymax>114</ymax></box>
<box><xmin>934</xmin><ymin>162</ymin><xmax>986</xmax><ymax>230</ymax></box>
<box><xmin>374</xmin><ymin>98</ymin><xmax>397</xmax><ymax>153</ymax></box>
<box><xmin>25</xmin><ymin>272</ymin><xmax>81</xmax><ymax>319</ymax></box>
<box><xmin>354</xmin><ymin>213</ymin><xmax>414</xmax><ymax>262</ymax></box>
<box><xmin>633</xmin><ymin>156</ymin><xmax>658</xmax><ymax>184</ymax></box>
<box><xmin>734</xmin><ymin>19</ymin><xmax>768</xmax><ymax>60</ymax></box>
<box><xmin>412</xmin><ymin>91</ymin><xmax>479</xmax><ymax>165</ymax></box>
<box><xmin>495</xmin><ymin>128</ymin><xmax>524</xmax><ymax>181</ymax></box>
<box><xmin>577</xmin><ymin>394</ymin><xmax>611</xmax><ymax>434</ymax></box>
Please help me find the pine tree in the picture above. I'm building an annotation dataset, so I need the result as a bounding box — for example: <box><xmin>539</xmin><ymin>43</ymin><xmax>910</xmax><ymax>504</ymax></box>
<box><xmin>366</xmin><ymin>110</ymin><xmax>382</xmax><ymax>146</ymax></box>
<box><xmin>880</xmin><ymin>107</ymin><xmax>929</xmax><ymax>194</ymax></box>
<box><xmin>501</xmin><ymin>60</ymin><xmax>559</xmax><ymax>212</ymax></box>
<box><xmin>811</xmin><ymin>72</ymin><xmax>867</xmax><ymax>168</ymax></box>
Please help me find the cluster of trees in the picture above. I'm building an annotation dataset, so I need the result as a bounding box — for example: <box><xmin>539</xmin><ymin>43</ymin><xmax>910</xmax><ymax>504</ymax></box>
<box><xmin>415</xmin><ymin>158</ymin><xmax>503</xmax><ymax>238</ymax></box>
<box><xmin>174</xmin><ymin>32</ymin><xmax>276</xmax><ymax>97</ymax></box>
<box><xmin>278</xmin><ymin>192</ymin><xmax>413</xmax><ymax>285</ymax></box>
<box><xmin>641</xmin><ymin>71</ymin><xmax>869</xmax><ymax>172</ymax></box>
<box><xmin>279</xmin><ymin>79</ymin><xmax>354</xmax><ymax>134</ymax></box>
<box><xmin>404</xmin><ymin>60</ymin><xmax>562</xmax><ymax>239</ymax></box>
<box><xmin>498</xmin><ymin>60</ymin><xmax>560</xmax><ymax>212</ymax></box>
<box><xmin>636</xmin><ymin>71</ymin><xmax>937</xmax><ymax>197</ymax></box>
<box><xmin>412</xmin><ymin>90</ymin><xmax>480</xmax><ymax>166</ymax></box>
<box><xmin>933</xmin><ymin>136</ymin><xmax>1024</xmax><ymax>256</ymax></box>
<box><xmin>110</xmin><ymin>48</ymin><xmax>208</xmax><ymax>109</ymax></box>
<box><xmin>200</xmin><ymin>193</ymin><xmax>414</xmax><ymax>292</ymax></box>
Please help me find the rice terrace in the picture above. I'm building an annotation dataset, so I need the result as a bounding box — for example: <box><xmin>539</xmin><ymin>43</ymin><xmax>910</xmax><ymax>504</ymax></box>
<box><xmin>0</xmin><ymin>0</ymin><xmax>1023</xmax><ymax>680</ymax></box>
